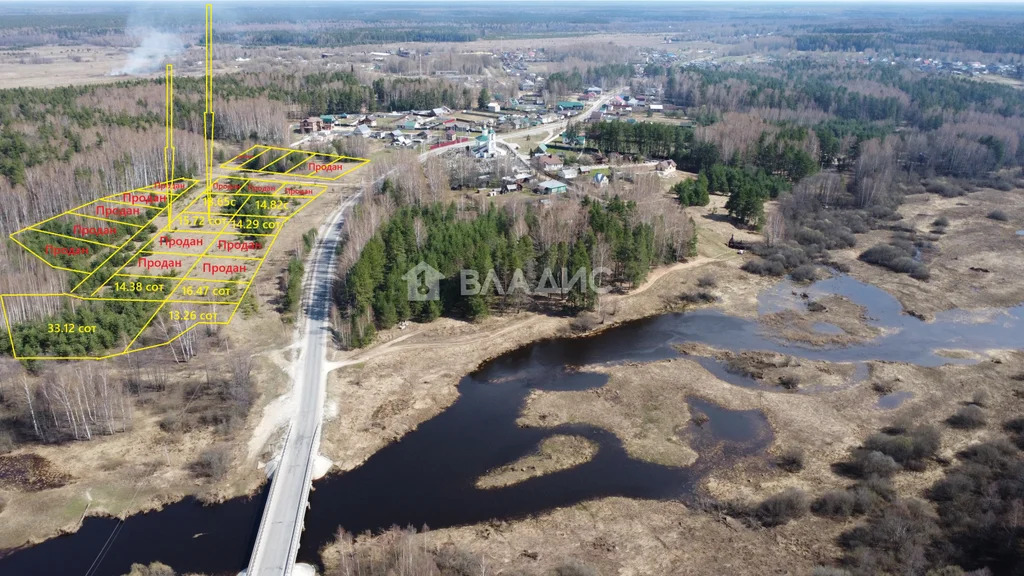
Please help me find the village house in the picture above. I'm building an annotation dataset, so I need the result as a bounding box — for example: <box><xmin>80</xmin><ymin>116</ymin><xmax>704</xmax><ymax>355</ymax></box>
<box><xmin>536</xmin><ymin>179</ymin><xmax>568</xmax><ymax>195</ymax></box>
<box><xmin>655</xmin><ymin>159</ymin><xmax>676</xmax><ymax>175</ymax></box>
<box><xmin>300</xmin><ymin>117</ymin><xmax>322</xmax><ymax>133</ymax></box>
<box><xmin>534</xmin><ymin>154</ymin><xmax>564</xmax><ymax>172</ymax></box>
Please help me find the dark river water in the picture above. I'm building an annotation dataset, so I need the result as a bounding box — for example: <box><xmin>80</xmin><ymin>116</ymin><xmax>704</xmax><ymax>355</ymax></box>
<box><xmin>1</xmin><ymin>275</ymin><xmax>1021</xmax><ymax>576</ymax></box>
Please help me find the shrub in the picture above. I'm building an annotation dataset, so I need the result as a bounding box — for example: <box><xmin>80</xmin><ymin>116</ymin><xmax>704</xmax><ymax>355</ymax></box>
<box><xmin>741</xmin><ymin>258</ymin><xmax>786</xmax><ymax>276</ymax></box>
<box><xmin>957</xmin><ymin>438</ymin><xmax>1017</xmax><ymax>468</ymax></box>
<box><xmin>790</xmin><ymin>264</ymin><xmax>818</xmax><ymax>283</ymax></box>
<box><xmin>812</xmin><ymin>490</ymin><xmax>856</xmax><ymax>518</ymax></box>
<box><xmin>0</xmin><ymin>494</ymin><xmax>7</xmax><ymax>515</ymax></box>
<box><xmin>795</xmin><ymin>227</ymin><xmax>827</xmax><ymax>247</ymax></box>
<box><xmin>125</xmin><ymin>563</ymin><xmax>176</xmax><ymax>576</ymax></box>
<box><xmin>859</xmin><ymin>243</ymin><xmax>906</xmax><ymax>265</ymax></box>
<box><xmin>697</xmin><ymin>274</ymin><xmax>717</xmax><ymax>288</ymax></box>
<box><xmin>850</xmin><ymin>449</ymin><xmax>901</xmax><ymax>478</ymax></box>
<box><xmin>1003</xmin><ymin>417</ymin><xmax>1024</xmax><ymax>434</ymax></box>
<box><xmin>778</xmin><ymin>375</ymin><xmax>801</xmax><ymax>390</ymax></box>
<box><xmin>981</xmin><ymin>174</ymin><xmax>1015</xmax><ymax>191</ymax></box>
<box><xmin>838</xmin><ymin>499</ymin><xmax>940</xmax><ymax>575</ymax></box>
<box><xmin>776</xmin><ymin>447</ymin><xmax>805</xmax><ymax>472</ymax></box>
<box><xmin>434</xmin><ymin>547</ymin><xmax>485</xmax><ymax>576</ymax></box>
<box><xmin>986</xmin><ymin>210</ymin><xmax>1009</xmax><ymax>222</ymax></box>
<box><xmin>925</xmin><ymin>180</ymin><xmax>966</xmax><ymax>198</ymax></box>
<box><xmin>926</xmin><ymin>439</ymin><xmax>1024</xmax><ymax>573</ymax></box>
<box><xmin>812</xmin><ymin>568</ymin><xmax>852</xmax><ymax>576</ymax></box>
<box><xmin>970</xmin><ymin>389</ymin><xmax>990</xmax><ymax>407</ymax></box>
<box><xmin>947</xmin><ymin>405</ymin><xmax>986</xmax><ymax>429</ymax></box>
<box><xmin>857</xmin><ymin>240</ymin><xmax>930</xmax><ymax>282</ymax></box>
<box><xmin>851</xmin><ymin>477</ymin><xmax>896</xmax><ymax>514</ymax></box>
<box><xmin>0</xmin><ymin>431</ymin><xmax>13</xmax><ymax>454</ymax></box>
<box><xmin>190</xmin><ymin>446</ymin><xmax>230</xmax><ymax>479</ymax></box>
<box><xmin>553</xmin><ymin>562</ymin><xmax>599</xmax><ymax>576</ymax></box>
<box><xmin>909</xmin><ymin>266</ymin><xmax>932</xmax><ymax>281</ymax></box>
<box><xmin>932</xmin><ymin>216</ymin><xmax>950</xmax><ymax>227</ymax></box>
<box><xmin>756</xmin><ymin>487</ymin><xmax>809</xmax><ymax>527</ymax></box>
<box><xmin>929</xmin><ymin>472</ymin><xmax>975</xmax><ymax>502</ymax></box>
<box><xmin>755</xmin><ymin>243</ymin><xmax>810</xmax><ymax>269</ymax></box>
<box><xmin>678</xmin><ymin>291</ymin><xmax>717</xmax><ymax>304</ymax></box>
<box><xmin>872</xmin><ymin>380</ymin><xmax>896</xmax><ymax>395</ymax></box>
<box><xmin>924</xmin><ymin>568</ymin><xmax>970</xmax><ymax>576</ymax></box>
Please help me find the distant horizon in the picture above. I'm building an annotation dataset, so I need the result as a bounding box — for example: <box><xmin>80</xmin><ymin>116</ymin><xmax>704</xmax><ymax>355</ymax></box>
<box><xmin>2</xmin><ymin>0</ymin><xmax>1024</xmax><ymax>4</ymax></box>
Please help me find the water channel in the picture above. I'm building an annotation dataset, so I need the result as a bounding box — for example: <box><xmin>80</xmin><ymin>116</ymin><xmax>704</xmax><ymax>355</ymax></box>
<box><xmin>1</xmin><ymin>274</ymin><xmax>1020</xmax><ymax>575</ymax></box>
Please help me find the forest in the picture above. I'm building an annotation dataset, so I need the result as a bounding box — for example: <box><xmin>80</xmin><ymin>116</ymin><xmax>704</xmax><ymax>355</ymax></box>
<box><xmin>337</xmin><ymin>194</ymin><xmax>695</xmax><ymax>347</ymax></box>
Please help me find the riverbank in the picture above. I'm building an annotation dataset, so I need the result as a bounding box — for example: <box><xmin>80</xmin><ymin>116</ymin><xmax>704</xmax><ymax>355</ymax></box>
<box><xmin>311</xmin><ymin>186</ymin><xmax>1024</xmax><ymax>575</ymax></box>
<box><xmin>0</xmin><ymin>184</ymin><xmax>352</xmax><ymax>552</ymax></box>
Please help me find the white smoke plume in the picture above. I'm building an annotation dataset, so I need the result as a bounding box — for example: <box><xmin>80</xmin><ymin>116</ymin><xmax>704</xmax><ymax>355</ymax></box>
<box><xmin>113</xmin><ymin>28</ymin><xmax>185</xmax><ymax>76</ymax></box>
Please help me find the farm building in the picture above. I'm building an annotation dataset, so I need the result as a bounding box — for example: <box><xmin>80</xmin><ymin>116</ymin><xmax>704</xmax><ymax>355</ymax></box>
<box><xmin>536</xmin><ymin>180</ymin><xmax>568</xmax><ymax>194</ymax></box>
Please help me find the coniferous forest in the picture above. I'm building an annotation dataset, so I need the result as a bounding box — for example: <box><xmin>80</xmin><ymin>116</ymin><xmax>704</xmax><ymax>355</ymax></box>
<box><xmin>337</xmin><ymin>195</ymin><xmax>696</xmax><ymax>347</ymax></box>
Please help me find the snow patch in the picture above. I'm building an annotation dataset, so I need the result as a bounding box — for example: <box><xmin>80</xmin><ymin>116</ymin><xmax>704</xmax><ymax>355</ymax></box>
<box><xmin>312</xmin><ymin>455</ymin><xmax>333</xmax><ymax>480</ymax></box>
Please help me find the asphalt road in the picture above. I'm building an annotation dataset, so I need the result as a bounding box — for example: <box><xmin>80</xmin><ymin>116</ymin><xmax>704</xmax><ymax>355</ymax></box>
<box><xmin>244</xmin><ymin>90</ymin><xmax>618</xmax><ymax>575</ymax></box>
<box><xmin>245</xmin><ymin>191</ymin><xmax>361</xmax><ymax>576</ymax></box>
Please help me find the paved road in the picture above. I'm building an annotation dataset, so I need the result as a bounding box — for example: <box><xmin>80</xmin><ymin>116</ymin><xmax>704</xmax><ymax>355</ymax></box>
<box><xmin>245</xmin><ymin>190</ymin><xmax>361</xmax><ymax>576</ymax></box>
<box><xmin>244</xmin><ymin>90</ymin><xmax>619</xmax><ymax>576</ymax></box>
<box><xmin>497</xmin><ymin>92</ymin><xmax>616</xmax><ymax>164</ymax></box>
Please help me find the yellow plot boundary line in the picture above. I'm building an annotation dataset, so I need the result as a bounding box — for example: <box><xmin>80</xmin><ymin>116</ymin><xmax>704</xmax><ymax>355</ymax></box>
<box><xmin>3</xmin><ymin>163</ymin><xmax>368</xmax><ymax>359</ymax></box>
<box><xmin>8</xmin><ymin>236</ymin><xmax>90</xmax><ymax>275</ymax></box>
<box><xmin>221</xmin><ymin>144</ymin><xmax>370</xmax><ymax>181</ymax></box>
<box><xmin>143</xmin><ymin>250</ymin><xmax>265</xmax><ymax>262</ymax></box>
<box><xmin>1</xmin><ymin>1</ymin><xmax>372</xmax><ymax>359</ymax></box>
<box><xmin>70</xmin><ymin>212</ymin><xmax>146</xmax><ymax>229</ymax></box>
<box><xmin>112</xmin><ymin>273</ymin><xmax>251</xmax><ymax>285</ymax></box>
<box><xmin>0</xmin><ymin>296</ymin><xmax>15</xmax><ymax>356</ymax></box>
<box><xmin>24</xmin><ymin>227</ymin><xmax>120</xmax><ymax>249</ymax></box>
<box><xmin>121</xmin><ymin>193</ymin><xmax>253</xmax><ymax>353</ymax></box>
<box><xmin>304</xmin><ymin>154</ymin><xmax>347</xmax><ymax>177</ymax></box>
<box><xmin>88</xmin><ymin>187</ymin><xmax>214</xmax><ymax>295</ymax></box>
<box><xmin>282</xmin><ymin>152</ymin><xmax>318</xmax><ymax>174</ymax></box>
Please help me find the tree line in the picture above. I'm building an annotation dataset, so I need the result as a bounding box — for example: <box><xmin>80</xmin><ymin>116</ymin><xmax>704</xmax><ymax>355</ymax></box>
<box><xmin>337</xmin><ymin>193</ymin><xmax>695</xmax><ymax>348</ymax></box>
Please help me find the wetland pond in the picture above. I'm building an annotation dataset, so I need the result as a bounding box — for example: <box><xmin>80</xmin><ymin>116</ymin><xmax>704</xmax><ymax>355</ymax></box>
<box><xmin>1</xmin><ymin>275</ymin><xmax>1021</xmax><ymax>575</ymax></box>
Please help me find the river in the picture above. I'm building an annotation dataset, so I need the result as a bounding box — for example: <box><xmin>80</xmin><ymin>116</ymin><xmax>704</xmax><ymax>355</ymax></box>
<box><xmin>1</xmin><ymin>274</ymin><xmax>1020</xmax><ymax>575</ymax></box>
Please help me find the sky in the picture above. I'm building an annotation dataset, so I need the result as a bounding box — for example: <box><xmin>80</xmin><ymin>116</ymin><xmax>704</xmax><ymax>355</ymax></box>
<box><xmin>3</xmin><ymin>0</ymin><xmax>1023</xmax><ymax>3</ymax></box>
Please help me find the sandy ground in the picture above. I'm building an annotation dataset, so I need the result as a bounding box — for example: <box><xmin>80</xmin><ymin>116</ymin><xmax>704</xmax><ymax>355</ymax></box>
<box><xmin>3</xmin><ymin>181</ymin><xmax>1021</xmax><ymax>570</ymax></box>
<box><xmin>834</xmin><ymin>186</ymin><xmax>1024</xmax><ymax>317</ymax></box>
<box><xmin>312</xmin><ymin>187</ymin><xmax>1024</xmax><ymax>575</ymax></box>
<box><xmin>318</xmin><ymin>224</ymin><xmax>753</xmax><ymax>475</ymax></box>
<box><xmin>476</xmin><ymin>435</ymin><xmax>598</xmax><ymax>490</ymax></box>
<box><xmin>0</xmin><ymin>181</ymin><xmax>359</xmax><ymax>550</ymax></box>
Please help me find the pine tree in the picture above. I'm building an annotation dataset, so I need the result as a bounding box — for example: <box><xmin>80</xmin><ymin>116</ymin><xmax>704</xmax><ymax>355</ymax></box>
<box><xmin>567</xmin><ymin>240</ymin><xmax>594</xmax><ymax>311</ymax></box>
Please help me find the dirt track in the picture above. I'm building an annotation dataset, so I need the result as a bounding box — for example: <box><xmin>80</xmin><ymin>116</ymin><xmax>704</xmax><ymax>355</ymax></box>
<box><xmin>314</xmin><ymin>187</ymin><xmax>1024</xmax><ymax>575</ymax></box>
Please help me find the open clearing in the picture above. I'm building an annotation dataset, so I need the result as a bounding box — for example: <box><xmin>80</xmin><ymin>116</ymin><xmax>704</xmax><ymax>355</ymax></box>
<box><xmin>315</xmin><ymin>185</ymin><xmax>1024</xmax><ymax>575</ymax></box>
